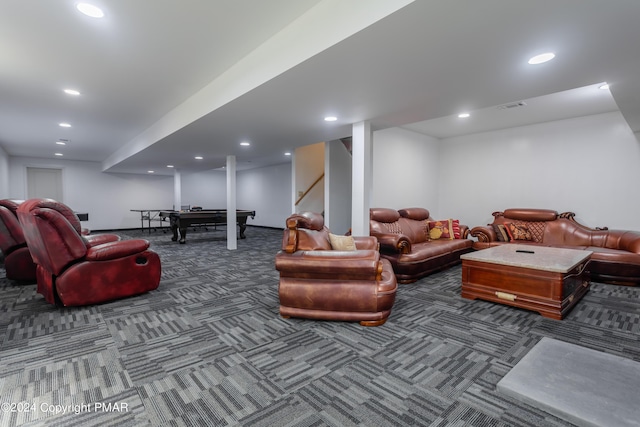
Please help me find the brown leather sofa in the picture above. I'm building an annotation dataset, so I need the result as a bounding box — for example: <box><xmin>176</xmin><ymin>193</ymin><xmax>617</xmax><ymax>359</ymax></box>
<box><xmin>470</xmin><ymin>208</ymin><xmax>640</xmax><ymax>286</ymax></box>
<box><xmin>369</xmin><ymin>207</ymin><xmax>473</xmax><ymax>283</ymax></box>
<box><xmin>275</xmin><ymin>212</ymin><xmax>397</xmax><ymax>326</ymax></box>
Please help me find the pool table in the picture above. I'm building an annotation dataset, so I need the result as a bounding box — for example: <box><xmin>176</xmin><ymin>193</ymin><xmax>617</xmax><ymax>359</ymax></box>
<box><xmin>159</xmin><ymin>209</ymin><xmax>255</xmax><ymax>244</ymax></box>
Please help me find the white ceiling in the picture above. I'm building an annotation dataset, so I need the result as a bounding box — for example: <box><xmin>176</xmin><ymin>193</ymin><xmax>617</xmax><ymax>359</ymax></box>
<box><xmin>1</xmin><ymin>0</ymin><xmax>639</xmax><ymax>176</ymax></box>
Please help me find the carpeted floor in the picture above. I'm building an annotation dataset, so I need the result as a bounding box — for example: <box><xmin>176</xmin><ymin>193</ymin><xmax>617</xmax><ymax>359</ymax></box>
<box><xmin>1</xmin><ymin>225</ymin><xmax>640</xmax><ymax>426</ymax></box>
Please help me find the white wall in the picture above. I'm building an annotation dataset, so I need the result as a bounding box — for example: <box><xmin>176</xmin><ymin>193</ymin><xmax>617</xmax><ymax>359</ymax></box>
<box><xmin>8</xmin><ymin>157</ymin><xmax>173</xmax><ymax>230</ymax></box>
<box><xmin>294</xmin><ymin>142</ymin><xmax>324</xmax><ymax>214</ymax></box>
<box><xmin>439</xmin><ymin>111</ymin><xmax>640</xmax><ymax>231</ymax></box>
<box><xmin>238</xmin><ymin>163</ymin><xmax>292</xmax><ymax>228</ymax></box>
<box><xmin>6</xmin><ymin>156</ymin><xmax>292</xmax><ymax>230</ymax></box>
<box><xmin>7</xmin><ymin>110</ymin><xmax>638</xmax><ymax>234</ymax></box>
<box><xmin>0</xmin><ymin>145</ymin><xmax>9</xmax><ymax>199</ymax></box>
<box><xmin>176</xmin><ymin>163</ymin><xmax>291</xmax><ymax>228</ymax></box>
<box><xmin>180</xmin><ymin>169</ymin><xmax>227</xmax><ymax>208</ymax></box>
<box><xmin>372</xmin><ymin>127</ymin><xmax>441</xmax><ymax>215</ymax></box>
<box><xmin>325</xmin><ymin>139</ymin><xmax>352</xmax><ymax>234</ymax></box>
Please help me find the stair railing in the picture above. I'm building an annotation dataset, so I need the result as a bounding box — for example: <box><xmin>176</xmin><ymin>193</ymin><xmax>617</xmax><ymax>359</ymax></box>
<box><xmin>295</xmin><ymin>173</ymin><xmax>324</xmax><ymax>206</ymax></box>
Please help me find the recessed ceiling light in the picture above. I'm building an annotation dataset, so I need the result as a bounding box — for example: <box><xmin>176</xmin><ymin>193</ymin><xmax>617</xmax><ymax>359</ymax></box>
<box><xmin>240</xmin><ymin>141</ymin><xmax>250</xmax><ymax>146</ymax></box>
<box><xmin>56</xmin><ymin>140</ymin><xmax>66</xmax><ymax>145</ymax></box>
<box><xmin>599</xmin><ymin>83</ymin><xmax>610</xmax><ymax>90</ymax></box>
<box><xmin>76</xmin><ymin>3</ymin><xmax>105</xmax><ymax>18</ymax></box>
<box><xmin>458</xmin><ymin>113</ymin><xmax>470</xmax><ymax>118</ymax></box>
<box><xmin>147</xmin><ymin>170</ymin><xmax>155</xmax><ymax>174</ymax></box>
<box><xmin>59</xmin><ymin>122</ymin><xmax>71</xmax><ymax>128</ymax></box>
<box><xmin>166</xmin><ymin>165</ymin><xmax>174</xmax><ymax>168</ymax></box>
<box><xmin>528</xmin><ymin>52</ymin><xmax>555</xmax><ymax>65</ymax></box>
<box><xmin>284</xmin><ymin>152</ymin><xmax>291</xmax><ymax>156</ymax></box>
<box><xmin>194</xmin><ymin>156</ymin><xmax>203</xmax><ymax>160</ymax></box>
<box><xmin>64</xmin><ymin>89</ymin><xmax>80</xmax><ymax>96</ymax></box>
<box><xmin>54</xmin><ymin>153</ymin><xmax>63</xmax><ymax>156</ymax></box>
<box><xmin>324</xmin><ymin>116</ymin><xmax>338</xmax><ymax>122</ymax></box>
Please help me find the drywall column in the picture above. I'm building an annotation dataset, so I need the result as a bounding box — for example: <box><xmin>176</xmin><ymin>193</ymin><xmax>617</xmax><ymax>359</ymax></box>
<box><xmin>325</xmin><ymin>139</ymin><xmax>353</xmax><ymax>235</ymax></box>
<box><xmin>351</xmin><ymin>121</ymin><xmax>372</xmax><ymax>236</ymax></box>
<box><xmin>324</xmin><ymin>143</ymin><xmax>332</xmax><ymax>229</ymax></box>
<box><xmin>290</xmin><ymin>152</ymin><xmax>297</xmax><ymax>214</ymax></box>
<box><xmin>173</xmin><ymin>169</ymin><xmax>181</xmax><ymax>210</ymax></box>
<box><xmin>226</xmin><ymin>155</ymin><xmax>237</xmax><ymax>250</ymax></box>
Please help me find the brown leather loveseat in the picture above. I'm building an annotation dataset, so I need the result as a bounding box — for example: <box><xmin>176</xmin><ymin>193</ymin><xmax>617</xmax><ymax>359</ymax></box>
<box><xmin>275</xmin><ymin>212</ymin><xmax>397</xmax><ymax>326</ymax></box>
<box><xmin>470</xmin><ymin>208</ymin><xmax>640</xmax><ymax>286</ymax></box>
<box><xmin>369</xmin><ymin>207</ymin><xmax>473</xmax><ymax>283</ymax></box>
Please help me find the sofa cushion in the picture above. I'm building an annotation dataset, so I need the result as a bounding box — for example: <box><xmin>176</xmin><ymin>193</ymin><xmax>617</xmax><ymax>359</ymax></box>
<box><xmin>505</xmin><ymin>222</ymin><xmax>533</xmax><ymax>241</ymax></box>
<box><xmin>289</xmin><ymin>212</ymin><xmax>325</xmax><ymax>231</ymax></box>
<box><xmin>493</xmin><ymin>224</ymin><xmax>511</xmax><ymax>242</ymax></box>
<box><xmin>427</xmin><ymin>219</ymin><xmax>454</xmax><ymax>240</ymax></box>
<box><xmin>398</xmin><ymin>208</ymin><xmax>430</xmax><ymax>221</ymax></box>
<box><xmin>297</xmin><ymin>229</ymin><xmax>332</xmax><ymax>251</ymax></box>
<box><xmin>370</xmin><ymin>208</ymin><xmax>401</xmax><ymax>223</ymax></box>
<box><xmin>399</xmin><ymin>239</ymin><xmax>473</xmax><ymax>262</ymax></box>
<box><xmin>329</xmin><ymin>233</ymin><xmax>356</xmax><ymax>251</ymax></box>
<box><xmin>451</xmin><ymin>219</ymin><xmax>461</xmax><ymax>239</ymax></box>
<box><xmin>503</xmin><ymin>208</ymin><xmax>558</xmax><ymax>222</ymax></box>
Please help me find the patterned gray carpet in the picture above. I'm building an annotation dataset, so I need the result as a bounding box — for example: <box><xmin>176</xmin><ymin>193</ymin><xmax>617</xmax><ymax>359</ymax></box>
<box><xmin>1</xmin><ymin>226</ymin><xmax>640</xmax><ymax>426</ymax></box>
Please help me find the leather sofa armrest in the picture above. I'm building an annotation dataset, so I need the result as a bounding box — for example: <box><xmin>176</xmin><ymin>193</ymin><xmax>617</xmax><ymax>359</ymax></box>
<box><xmin>470</xmin><ymin>225</ymin><xmax>497</xmax><ymax>242</ymax></box>
<box><xmin>84</xmin><ymin>233</ymin><xmax>121</xmax><ymax>248</ymax></box>
<box><xmin>617</xmin><ymin>230</ymin><xmax>640</xmax><ymax>254</ymax></box>
<box><xmin>275</xmin><ymin>250</ymin><xmax>382</xmax><ymax>280</ymax></box>
<box><xmin>372</xmin><ymin>232</ymin><xmax>411</xmax><ymax>254</ymax></box>
<box><xmin>460</xmin><ymin>224</ymin><xmax>470</xmax><ymax>239</ymax></box>
<box><xmin>85</xmin><ymin>239</ymin><xmax>151</xmax><ymax>261</ymax></box>
<box><xmin>353</xmin><ymin>236</ymin><xmax>378</xmax><ymax>250</ymax></box>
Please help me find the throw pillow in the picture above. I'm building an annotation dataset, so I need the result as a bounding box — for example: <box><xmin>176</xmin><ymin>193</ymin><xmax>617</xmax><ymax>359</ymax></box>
<box><xmin>505</xmin><ymin>222</ymin><xmax>532</xmax><ymax>241</ymax></box>
<box><xmin>427</xmin><ymin>219</ymin><xmax>454</xmax><ymax>240</ymax></box>
<box><xmin>451</xmin><ymin>219</ymin><xmax>461</xmax><ymax>239</ymax></box>
<box><xmin>493</xmin><ymin>224</ymin><xmax>511</xmax><ymax>242</ymax></box>
<box><xmin>329</xmin><ymin>233</ymin><xmax>357</xmax><ymax>251</ymax></box>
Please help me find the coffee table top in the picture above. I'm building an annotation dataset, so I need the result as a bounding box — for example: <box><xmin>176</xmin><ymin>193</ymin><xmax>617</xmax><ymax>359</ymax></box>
<box><xmin>460</xmin><ymin>245</ymin><xmax>592</xmax><ymax>273</ymax></box>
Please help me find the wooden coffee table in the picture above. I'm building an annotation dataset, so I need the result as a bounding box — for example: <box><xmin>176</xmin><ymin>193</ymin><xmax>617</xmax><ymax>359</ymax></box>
<box><xmin>460</xmin><ymin>245</ymin><xmax>591</xmax><ymax>320</ymax></box>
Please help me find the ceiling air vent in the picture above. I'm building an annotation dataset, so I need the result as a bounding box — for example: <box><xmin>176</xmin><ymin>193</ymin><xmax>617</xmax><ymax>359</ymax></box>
<box><xmin>497</xmin><ymin>101</ymin><xmax>527</xmax><ymax>110</ymax></box>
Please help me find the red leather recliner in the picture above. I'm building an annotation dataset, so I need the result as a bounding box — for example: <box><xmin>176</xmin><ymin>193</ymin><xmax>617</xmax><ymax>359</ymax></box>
<box><xmin>17</xmin><ymin>198</ymin><xmax>161</xmax><ymax>306</ymax></box>
<box><xmin>0</xmin><ymin>199</ymin><xmax>37</xmax><ymax>281</ymax></box>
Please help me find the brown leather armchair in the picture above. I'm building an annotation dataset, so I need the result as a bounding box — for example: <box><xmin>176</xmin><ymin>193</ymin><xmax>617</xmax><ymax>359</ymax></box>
<box><xmin>275</xmin><ymin>212</ymin><xmax>397</xmax><ymax>326</ymax></box>
<box><xmin>17</xmin><ymin>198</ymin><xmax>161</xmax><ymax>306</ymax></box>
<box><xmin>0</xmin><ymin>199</ymin><xmax>37</xmax><ymax>281</ymax></box>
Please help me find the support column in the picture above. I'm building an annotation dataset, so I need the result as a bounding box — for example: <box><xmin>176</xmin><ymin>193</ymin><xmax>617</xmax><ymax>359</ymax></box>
<box><xmin>226</xmin><ymin>155</ymin><xmax>237</xmax><ymax>250</ymax></box>
<box><xmin>324</xmin><ymin>142</ymin><xmax>331</xmax><ymax>229</ymax></box>
<box><xmin>173</xmin><ymin>169</ymin><xmax>181</xmax><ymax>211</ymax></box>
<box><xmin>290</xmin><ymin>152</ymin><xmax>297</xmax><ymax>214</ymax></box>
<box><xmin>351</xmin><ymin>121</ymin><xmax>372</xmax><ymax>236</ymax></box>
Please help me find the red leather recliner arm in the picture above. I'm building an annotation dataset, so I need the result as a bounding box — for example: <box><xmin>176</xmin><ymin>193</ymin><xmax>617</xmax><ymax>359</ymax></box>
<box><xmin>0</xmin><ymin>206</ymin><xmax>25</xmax><ymax>252</ymax></box>
<box><xmin>84</xmin><ymin>233</ymin><xmax>121</xmax><ymax>248</ymax></box>
<box><xmin>85</xmin><ymin>239</ymin><xmax>151</xmax><ymax>261</ymax></box>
